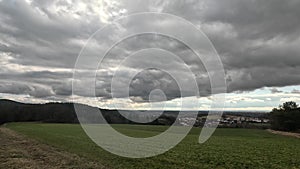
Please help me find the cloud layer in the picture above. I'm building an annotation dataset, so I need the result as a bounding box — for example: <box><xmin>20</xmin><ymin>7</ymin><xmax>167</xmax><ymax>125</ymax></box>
<box><xmin>0</xmin><ymin>0</ymin><xmax>300</xmax><ymax>109</ymax></box>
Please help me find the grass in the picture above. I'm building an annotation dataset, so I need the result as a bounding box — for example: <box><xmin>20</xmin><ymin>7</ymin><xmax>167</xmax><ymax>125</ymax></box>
<box><xmin>7</xmin><ymin>123</ymin><xmax>300</xmax><ymax>169</ymax></box>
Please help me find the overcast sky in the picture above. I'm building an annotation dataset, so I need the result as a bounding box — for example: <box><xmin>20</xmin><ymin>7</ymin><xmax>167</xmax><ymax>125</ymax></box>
<box><xmin>0</xmin><ymin>0</ymin><xmax>300</xmax><ymax>111</ymax></box>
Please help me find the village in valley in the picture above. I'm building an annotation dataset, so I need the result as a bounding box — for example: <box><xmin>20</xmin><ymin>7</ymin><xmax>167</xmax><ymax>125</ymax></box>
<box><xmin>179</xmin><ymin>113</ymin><xmax>270</xmax><ymax>128</ymax></box>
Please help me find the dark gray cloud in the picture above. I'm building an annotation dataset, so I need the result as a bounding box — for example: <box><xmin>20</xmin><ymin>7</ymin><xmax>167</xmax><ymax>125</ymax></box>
<box><xmin>0</xmin><ymin>0</ymin><xmax>300</xmax><ymax>103</ymax></box>
<box><xmin>128</xmin><ymin>69</ymin><xmax>181</xmax><ymax>102</ymax></box>
<box><xmin>0</xmin><ymin>80</ymin><xmax>54</xmax><ymax>98</ymax></box>
<box><xmin>270</xmin><ymin>88</ymin><xmax>283</xmax><ymax>94</ymax></box>
<box><xmin>291</xmin><ymin>89</ymin><xmax>300</xmax><ymax>94</ymax></box>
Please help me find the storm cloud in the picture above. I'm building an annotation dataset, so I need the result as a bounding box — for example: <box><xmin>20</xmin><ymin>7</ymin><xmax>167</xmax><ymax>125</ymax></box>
<box><xmin>0</xmin><ymin>0</ymin><xmax>300</xmax><ymax>105</ymax></box>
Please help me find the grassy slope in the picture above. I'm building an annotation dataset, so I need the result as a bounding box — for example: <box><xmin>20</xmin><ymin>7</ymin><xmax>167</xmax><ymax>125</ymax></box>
<box><xmin>7</xmin><ymin>123</ymin><xmax>300</xmax><ymax>169</ymax></box>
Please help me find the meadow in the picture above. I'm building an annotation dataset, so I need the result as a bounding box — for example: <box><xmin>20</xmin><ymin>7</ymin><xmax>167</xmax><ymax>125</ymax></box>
<box><xmin>7</xmin><ymin>123</ymin><xmax>300</xmax><ymax>169</ymax></box>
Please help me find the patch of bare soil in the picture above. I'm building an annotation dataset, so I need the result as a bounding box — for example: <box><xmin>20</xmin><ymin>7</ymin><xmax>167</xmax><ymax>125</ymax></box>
<box><xmin>0</xmin><ymin>127</ymin><xmax>107</xmax><ymax>169</ymax></box>
<box><xmin>267</xmin><ymin>129</ymin><xmax>300</xmax><ymax>139</ymax></box>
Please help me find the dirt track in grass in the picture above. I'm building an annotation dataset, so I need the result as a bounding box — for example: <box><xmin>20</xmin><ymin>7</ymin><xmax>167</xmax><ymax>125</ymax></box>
<box><xmin>0</xmin><ymin>127</ymin><xmax>106</xmax><ymax>169</ymax></box>
<box><xmin>267</xmin><ymin>129</ymin><xmax>300</xmax><ymax>139</ymax></box>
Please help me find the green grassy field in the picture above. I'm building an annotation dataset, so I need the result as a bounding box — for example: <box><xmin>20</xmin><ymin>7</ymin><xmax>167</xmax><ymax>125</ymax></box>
<box><xmin>7</xmin><ymin>123</ymin><xmax>300</xmax><ymax>169</ymax></box>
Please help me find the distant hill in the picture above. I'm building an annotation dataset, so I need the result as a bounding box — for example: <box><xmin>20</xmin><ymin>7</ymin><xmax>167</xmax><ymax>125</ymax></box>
<box><xmin>0</xmin><ymin>99</ymin><xmax>78</xmax><ymax>124</ymax></box>
<box><xmin>0</xmin><ymin>99</ymin><xmax>177</xmax><ymax>125</ymax></box>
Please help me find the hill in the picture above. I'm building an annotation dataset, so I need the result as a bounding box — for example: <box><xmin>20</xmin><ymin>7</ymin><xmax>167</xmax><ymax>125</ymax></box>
<box><xmin>0</xmin><ymin>99</ymin><xmax>177</xmax><ymax>125</ymax></box>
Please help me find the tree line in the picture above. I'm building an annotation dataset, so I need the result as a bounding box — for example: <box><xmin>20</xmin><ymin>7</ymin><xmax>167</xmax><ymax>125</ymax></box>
<box><xmin>0</xmin><ymin>99</ymin><xmax>176</xmax><ymax>125</ymax></box>
<box><xmin>270</xmin><ymin>101</ymin><xmax>300</xmax><ymax>131</ymax></box>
